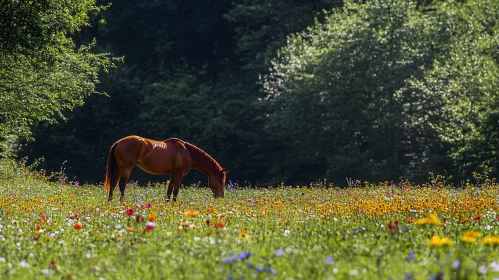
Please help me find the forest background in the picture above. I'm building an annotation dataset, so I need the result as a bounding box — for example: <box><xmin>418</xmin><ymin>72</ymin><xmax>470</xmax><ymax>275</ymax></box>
<box><xmin>1</xmin><ymin>0</ymin><xmax>498</xmax><ymax>186</ymax></box>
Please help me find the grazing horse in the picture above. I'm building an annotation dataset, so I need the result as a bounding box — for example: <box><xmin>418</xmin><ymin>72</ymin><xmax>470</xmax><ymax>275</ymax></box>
<box><xmin>104</xmin><ymin>136</ymin><xmax>227</xmax><ymax>202</ymax></box>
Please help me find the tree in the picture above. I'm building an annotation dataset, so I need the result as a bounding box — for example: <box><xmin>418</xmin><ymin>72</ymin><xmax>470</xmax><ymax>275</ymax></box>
<box><xmin>263</xmin><ymin>0</ymin><xmax>451</xmax><ymax>183</ymax></box>
<box><xmin>0</xmin><ymin>0</ymin><xmax>119</xmax><ymax>154</ymax></box>
<box><xmin>399</xmin><ymin>0</ymin><xmax>499</xmax><ymax>178</ymax></box>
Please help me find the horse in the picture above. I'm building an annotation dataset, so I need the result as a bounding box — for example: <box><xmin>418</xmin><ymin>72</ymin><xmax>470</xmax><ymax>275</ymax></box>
<box><xmin>104</xmin><ymin>136</ymin><xmax>227</xmax><ymax>202</ymax></box>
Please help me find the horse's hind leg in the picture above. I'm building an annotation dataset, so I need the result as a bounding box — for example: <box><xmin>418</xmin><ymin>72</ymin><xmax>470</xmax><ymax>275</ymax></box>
<box><xmin>119</xmin><ymin>168</ymin><xmax>132</xmax><ymax>203</ymax></box>
<box><xmin>108</xmin><ymin>169</ymin><xmax>120</xmax><ymax>202</ymax></box>
<box><xmin>166</xmin><ymin>174</ymin><xmax>175</xmax><ymax>202</ymax></box>
<box><xmin>172</xmin><ymin>172</ymin><xmax>184</xmax><ymax>202</ymax></box>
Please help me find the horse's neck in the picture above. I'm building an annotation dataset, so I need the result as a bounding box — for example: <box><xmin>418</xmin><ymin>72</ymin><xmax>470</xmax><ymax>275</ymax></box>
<box><xmin>186</xmin><ymin>143</ymin><xmax>220</xmax><ymax>176</ymax></box>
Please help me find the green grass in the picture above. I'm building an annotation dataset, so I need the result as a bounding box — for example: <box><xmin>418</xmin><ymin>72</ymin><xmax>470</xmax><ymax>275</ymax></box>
<box><xmin>1</xmin><ymin>159</ymin><xmax>499</xmax><ymax>279</ymax></box>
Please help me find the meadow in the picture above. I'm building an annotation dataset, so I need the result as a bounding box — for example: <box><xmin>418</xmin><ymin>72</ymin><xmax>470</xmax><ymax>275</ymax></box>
<box><xmin>1</xmin><ymin>159</ymin><xmax>499</xmax><ymax>279</ymax></box>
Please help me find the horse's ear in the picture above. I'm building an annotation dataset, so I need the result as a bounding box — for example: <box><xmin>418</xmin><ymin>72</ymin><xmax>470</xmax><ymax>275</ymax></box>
<box><xmin>221</xmin><ymin>168</ymin><xmax>228</xmax><ymax>175</ymax></box>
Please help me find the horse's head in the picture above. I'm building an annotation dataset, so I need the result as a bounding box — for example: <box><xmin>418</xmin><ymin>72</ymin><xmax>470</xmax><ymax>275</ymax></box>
<box><xmin>209</xmin><ymin>168</ymin><xmax>227</xmax><ymax>198</ymax></box>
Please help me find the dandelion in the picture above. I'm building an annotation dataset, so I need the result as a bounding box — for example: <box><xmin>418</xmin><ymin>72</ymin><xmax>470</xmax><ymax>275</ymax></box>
<box><xmin>461</xmin><ymin>231</ymin><xmax>480</xmax><ymax>243</ymax></box>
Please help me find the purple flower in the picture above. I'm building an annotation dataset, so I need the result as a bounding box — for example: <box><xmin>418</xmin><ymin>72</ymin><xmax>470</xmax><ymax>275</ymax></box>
<box><xmin>325</xmin><ymin>257</ymin><xmax>335</xmax><ymax>264</ymax></box>
<box><xmin>268</xmin><ymin>267</ymin><xmax>277</xmax><ymax>275</ymax></box>
<box><xmin>452</xmin><ymin>259</ymin><xmax>461</xmax><ymax>270</ymax></box>
<box><xmin>274</xmin><ymin>249</ymin><xmax>285</xmax><ymax>256</ymax></box>
<box><xmin>237</xmin><ymin>251</ymin><xmax>251</xmax><ymax>260</ymax></box>
<box><xmin>406</xmin><ymin>251</ymin><xmax>415</xmax><ymax>261</ymax></box>
<box><xmin>256</xmin><ymin>265</ymin><xmax>264</xmax><ymax>272</ymax></box>
<box><xmin>145</xmin><ymin>202</ymin><xmax>152</xmax><ymax>209</ymax></box>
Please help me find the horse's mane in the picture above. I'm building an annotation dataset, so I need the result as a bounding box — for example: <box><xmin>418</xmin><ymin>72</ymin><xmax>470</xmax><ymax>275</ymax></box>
<box><xmin>184</xmin><ymin>142</ymin><xmax>222</xmax><ymax>172</ymax></box>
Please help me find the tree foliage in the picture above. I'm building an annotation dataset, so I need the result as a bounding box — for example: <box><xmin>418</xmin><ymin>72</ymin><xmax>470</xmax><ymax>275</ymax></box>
<box><xmin>0</xmin><ymin>0</ymin><xmax>118</xmax><ymax>148</ymax></box>
<box><xmin>263</xmin><ymin>0</ymin><xmax>499</xmax><ymax>182</ymax></box>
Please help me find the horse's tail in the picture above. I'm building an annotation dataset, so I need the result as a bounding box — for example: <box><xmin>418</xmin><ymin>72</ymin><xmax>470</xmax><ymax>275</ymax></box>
<box><xmin>104</xmin><ymin>142</ymin><xmax>118</xmax><ymax>193</ymax></box>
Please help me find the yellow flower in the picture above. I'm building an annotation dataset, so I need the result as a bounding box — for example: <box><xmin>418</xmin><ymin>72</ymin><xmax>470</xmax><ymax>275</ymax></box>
<box><xmin>461</xmin><ymin>236</ymin><xmax>477</xmax><ymax>243</ymax></box>
<box><xmin>239</xmin><ymin>231</ymin><xmax>250</xmax><ymax>239</ymax></box>
<box><xmin>463</xmin><ymin>231</ymin><xmax>481</xmax><ymax>238</ymax></box>
<box><xmin>429</xmin><ymin>235</ymin><xmax>452</xmax><ymax>247</ymax></box>
<box><xmin>416</xmin><ymin>214</ymin><xmax>441</xmax><ymax>225</ymax></box>
<box><xmin>483</xmin><ymin>236</ymin><xmax>499</xmax><ymax>245</ymax></box>
<box><xmin>183</xmin><ymin>210</ymin><xmax>200</xmax><ymax>217</ymax></box>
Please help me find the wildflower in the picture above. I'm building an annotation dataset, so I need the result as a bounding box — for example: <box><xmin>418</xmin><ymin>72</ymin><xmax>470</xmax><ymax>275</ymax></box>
<box><xmin>237</xmin><ymin>251</ymin><xmax>251</xmax><ymax>261</ymax></box>
<box><xmin>406</xmin><ymin>251</ymin><xmax>415</xmax><ymax>261</ymax></box>
<box><xmin>215</xmin><ymin>221</ymin><xmax>225</xmax><ymax>228</ymax></box>
<box><xmin>407</xmin><ymin>218</ymin><xmax>415</xmax><ymax>223</ymax></box>
<box><xmin>125</xmin><ymin>208</ymin><xmax>135</xmax><ymax>216</ymax></box>
<box><xmin>274</xmin><ymin>249</ymin><xmax>284</xmax><ymax>256</ymax></box>
<box><xmin>416</xmin><ymin>214</ymin><xmax>441</xmax><ymax>225</ymax></box>
<box><xmin>41</xmin><ymin>214</ymin><xmax>47</xmax><ymax>222</ymax></box>
<box><xmin>135</xmin><ymin>214</ymin><xmax>144</xmax><ymax>223</ymax></box>
<box><xmin>452</xmin><ymin>259</ymin><xmax>461</xmax><ymax>270</ymax></box>
<box><xmin>324</xmin><ymin>257</ymin><xmax>334</xmax><ymax>264</ymax></box>
<box><xmin>268</xmin><ymin>267</ymin><xmax>277</xmax><ymax>275</ymax></box>
<box><xmin>429</xmin><ymin>272</ymin><xmax>444</xmax><ymax>280</ymax></box>
<box><xmin>183</xmin><ymin>209</ymin><xmax>200</xmax><ymax>217</ymax></box>
<box><xmin>19</xmin><ymin>260</ymin><xmax>30</xmax><ymax>268</ymax></box>
<box><xmin>478</xmin><ymin>265</ymin><xmax>488</xmax><ymax>275</ymax></box>
<box><xmin>256</xmin><ymin>265</ymin><xmax>264</xmax><ymax>272</ymax></box>
<box><xmin>474</xmin><ymin>214</ymin><xmax>484</xmax><ymax>221</ymax></box>
<box><xmin>68</xmin><ymin>213</ymin><xmax>79</xmax><ymax>220</ymax></box>
<box><xmin>148</xmin><ymin>215</ymin><xmax>156</xmax><ymax>222</ymax></box>
<box><xmin>490</xmin><ymin>262</ymin><xmax>499</xmax><ymax>272</ymax></box>
<box><xmin>239</xmin><ymin>232</ymin><xmax>249</xmax><ymax>239</ymax></box>
<box><xmin>146</xmin><ymin>203</ymin><xmax>152</xmax><ymax>209</ymax></box>
<box><xmin>74</xmin><ymin>223</ymin><xmax>82</xmax><ymax>230</ymax></box>
<box><xmin>126</xmin><ymin>227</ymin><xmax>136</xmax><ymax>232</ymax></box>
<box><xmin>461</xmin><ymin>231</ymin><xmax>481</xmax><ymax>243</ymax></box>
<box><xmin>428</xmin><ymin>235</ymin><xmax>452</xmax><ymax>247</ymax></box>
<box><xmin>483</xmin><ymin>236</ymin><xmax>499</xmax><ymax>245</ymax></box>
<box><xmin>145</xmin><ymin>222</ymin><xmax>156</xmax><ymax>232</ymax></box>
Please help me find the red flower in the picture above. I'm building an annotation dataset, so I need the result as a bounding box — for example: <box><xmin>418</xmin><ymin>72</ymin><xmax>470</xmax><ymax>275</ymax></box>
<box><xmin>146</xmin><ymin>203</ymin><xmax>152</xmax><ymax>209</ymax></box>
<box><xmin>125</xmin><ymin>208</ymin><xmax>135</xmax><ymax>216</ymax></box>
<box><xmin>74</xmin><ymin>223</ymin><xmax>82</xmax><ymax>230</ymax></box>
<box><xmin>215</xmin><ymin>221</ymin><xmax>225</xmax><ymax>228</ymax></box>
<box><xmin>474</xmin><ymin>214</ymin><xmax>483</xmax><ymax>221</ymax></box>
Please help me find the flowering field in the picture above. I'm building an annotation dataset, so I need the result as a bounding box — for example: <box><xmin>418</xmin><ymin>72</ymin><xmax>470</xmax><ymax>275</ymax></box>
<box><xmin>1</xmin><ymin>161</ymin><xmax>499</xmax><ymax>279</ymax></box>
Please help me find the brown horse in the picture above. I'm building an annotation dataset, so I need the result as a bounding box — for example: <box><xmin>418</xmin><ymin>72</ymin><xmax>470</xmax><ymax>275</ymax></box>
<box><xmin>104</xmin><ymin>136</ymin><xmax>227</xmax><ymax>202</ymax></box>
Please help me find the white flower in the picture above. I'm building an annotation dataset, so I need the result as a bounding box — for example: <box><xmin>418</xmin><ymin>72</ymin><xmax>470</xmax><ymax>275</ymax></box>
<box><xmin>0</xmin><ymin>257</ymin><xmax>5</xmax><ymax>263</ymax></box>
<box><xmin>19</xmin><ymin>260</ymin><xmax>30</xmax><ymax>268</ymax></box>
<box><xmin>478</xmin><ymin>265</ymin><xmax>488</xmax><ymax>275</ymax></box>
<box><xmin>283</xmin><ymin>230</ymin><xmax>291</xmax><ymax>236</ymax></box>
<box><xmin>490</xmin><ymin>262</ymin><xmax>499</xmax><ymax>272</ymax></box>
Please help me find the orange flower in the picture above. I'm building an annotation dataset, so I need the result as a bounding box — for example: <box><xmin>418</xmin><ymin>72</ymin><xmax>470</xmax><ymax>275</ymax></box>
<box><xmin>215</xmin><ymin>221</ymin><xmax>225</xmax><ymax>228</ymax></box>
<box><xmin>474</xmin><ymin>214</ymin><xmax>483</xmax><ymax>221</ymax></box>
<box><xmin>148</xmin><ymin>215</ymin><xmax>156</xmax><ymax>222</ymax></box>
<box><xmin>183</xmin><ymin>210</ymin><xmax>200</xmax><ymax>217</ymax></box>
<box><xmin>408</xmin><ymin>218</ymin><xmax>415</xmax><ymax>223</ymax></box>
<box><xmin>126</xmin><ymin>227</ymin><xmax>136</xmax><ymax>232</ymax></box>
<box><xmin>74</xmin><ymin>223</ymin><xmax>82</xmax><ymax>230</ymax></box>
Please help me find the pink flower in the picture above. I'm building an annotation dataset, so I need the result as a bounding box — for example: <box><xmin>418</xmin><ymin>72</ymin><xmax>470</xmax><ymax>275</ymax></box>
<box><xmin>41</xmin><ymin>214</ymin><xmax>47</xmax><ymax>221</ymax></box>
<box><xmin>125</xmin><ymin>208</ymin><xmax>135</xmax><ymax>216</ymax></box>
<box><xmin>146</xmin><ymin>203</ymin><xmax>152</xmax><ymax>209</ymax></box>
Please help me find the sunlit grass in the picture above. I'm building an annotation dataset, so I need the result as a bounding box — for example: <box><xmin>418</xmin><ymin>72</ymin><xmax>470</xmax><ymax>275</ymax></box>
<box><xmin>1</xmin><ymin>159</ymin><xmax>499</xmax><ymax>279</ymax></box>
